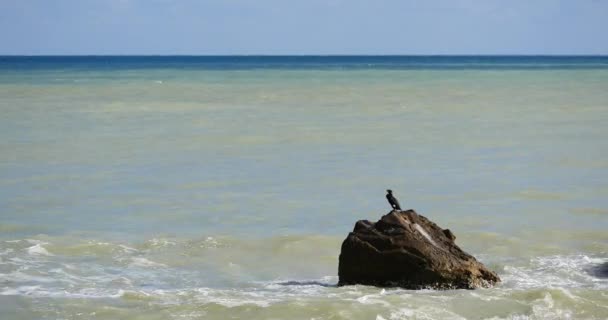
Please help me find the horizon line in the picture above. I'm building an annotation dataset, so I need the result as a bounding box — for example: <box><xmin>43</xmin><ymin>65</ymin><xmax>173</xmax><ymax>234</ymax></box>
<box><xmin>2</xmin><ymin>54</ymin><xmax>608</xmax><ymax>57</ymax></box>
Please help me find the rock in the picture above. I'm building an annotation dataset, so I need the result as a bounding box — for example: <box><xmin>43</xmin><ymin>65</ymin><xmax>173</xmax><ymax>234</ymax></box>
<box><xmin>589</xmin><ymin>262</ymin><xmax>608</xmax><ymax>278</ymax></box>
<box><xmin>338</xmin><ymin>210</ymin><xmax>500</xmax><ymax>289</ymax></box>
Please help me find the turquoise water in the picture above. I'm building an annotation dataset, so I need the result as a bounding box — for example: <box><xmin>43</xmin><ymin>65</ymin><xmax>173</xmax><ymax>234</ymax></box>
<box><xmin>1</xmin><ymin>57</ymin><xmax>608</xmax><ymax>319</ymax></box>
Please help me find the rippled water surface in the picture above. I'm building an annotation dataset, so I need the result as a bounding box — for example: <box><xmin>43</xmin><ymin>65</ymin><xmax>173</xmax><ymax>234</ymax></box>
<box><xmin>1</xmin><ymin>57</ymin><xmax>607</xmax><ymax>319</ymax></box>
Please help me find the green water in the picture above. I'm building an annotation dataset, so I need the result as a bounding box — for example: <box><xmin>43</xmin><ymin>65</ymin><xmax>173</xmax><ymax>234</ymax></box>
<box><xmin>1</xmin><ymin>67</ymin><xmax>607</xmax><ymax>319</ymax></box>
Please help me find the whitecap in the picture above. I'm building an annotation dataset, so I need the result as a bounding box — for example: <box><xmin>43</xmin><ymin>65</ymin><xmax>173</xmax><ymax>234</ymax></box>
<box><xmin>582</xmin><ymin>256</ymin><xmax>606</xmax><ymax>264</ymax></box>
<box><xmin>25</xmin><ymin>239</ymin><xmax>50</xmax><ymax>246</ymax></box>
<box><xmin>468</xmin><ymin>291</ymin><xmax>504</xmax><ymax>301</ymax></box>
<box><xmin>529</xmin><ymin>292</ymin><xmax>574</xmax><ymax>319</ymax></box>
<box><xmin>202</xmin><ymin>236</ymin><xmax>221</xmax><ymax>248</ymax></box>
<box><xmin>129</xmin><ymin>257</ymin><xmax>167</xmax><ymax>268</ymax></box>
<box><xmin>147</xmin><ymin>238</ymin><xmax>176</xmax><ymax>248</ymax></box>
<box><xmin>88</xmin><ymin>241</ymin><xmax>111</xmax><ymax>246</ymax></box>
<box><xmin>26</xmin><ymin>243</ymin><xmax>52</xmax><ymax>256</ymax></box>
<box><xmin>356</xmin><ymin>293</ymin><xmax>391</xmax><ymax>306</ymax></box>
<box><xmin>119</xmin><ymin>244</ymin><xmax>138</xmax><ymax>253</ymax></box>
<box><xmin>0</xmin><ymin>270</ymin><xmax>62</xmax><ymax>284</ymax></box>
<box><xmin>64</xmin><ymin>263</ymin><xmax>77</xmax><ymax>270</ymax></box>
<box><xmin>0</xmin><ymin>285</ymin><xmax>41</xmax><ymax>296</ymax></box>
<box><xmin>501</xmin><ymin>255</ymin><xmax>608</xmax><ymax>290</ymax></box>
<box><xmin>187</xmin><ymin>288</ymin><xmax>272</xmax><ymax>307</ymax></box>
<box><xmin>388</xmin><ymin>308</ymin><xmax>415</xmax><ymax>319</ymax></box>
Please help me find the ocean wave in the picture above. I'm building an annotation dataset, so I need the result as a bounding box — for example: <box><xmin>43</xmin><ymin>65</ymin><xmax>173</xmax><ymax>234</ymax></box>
<box><xmin>26</xmin><ymin>243</ymin><xmax>53</xmax><ymax>256</ymax></box>
<box><xmin>145</xmin><ymin>237</ymin><xmax>177</xmax><ymax>248</ymax></box>
<box><xmin>501</xmin><ymin>255</ymin><xmax>608</xmax><ymax>290</ymax></box>
<box><xmin>0</xmin><ymin>286</ymin><xmax>125</xmax><ymax>299</ymax></box>
<box><xmin>0</xmin><ymin>279</ymin><xmax>606</xmax><ymax>319</ymax></box>
<box><xmin>1</xmin><ymin>236</ymin><xmax>607</xmax><ymax>318</ymax></box>
<box><xmin>129</xmin><ymin>257</ymin><xmax>167</xmax><ymax>268</ymax></box>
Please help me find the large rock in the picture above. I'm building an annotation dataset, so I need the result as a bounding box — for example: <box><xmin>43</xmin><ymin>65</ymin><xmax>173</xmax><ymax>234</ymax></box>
<box><xmin>338</xmin><ymin>210</ymin><xmax>500</xmax><ymax>289</ymax></box>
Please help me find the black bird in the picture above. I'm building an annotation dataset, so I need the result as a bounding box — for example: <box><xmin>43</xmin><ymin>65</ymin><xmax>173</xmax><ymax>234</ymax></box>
<box><xmin>386</xmin><ymin>189</ymin><xmax>402</xmax><ymax>211</ymax></box>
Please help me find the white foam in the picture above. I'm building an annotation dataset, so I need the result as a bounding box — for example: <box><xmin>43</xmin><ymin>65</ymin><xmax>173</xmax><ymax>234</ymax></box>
<box><xmin>26</xmin><ymin>244</ymin><xmax>52</xmax><ymax>256</ymax></box>
<box><xmin>147</xmin><ymin>238</ymin><xmax>176</xmax><ymax>248</ymax></box>
<box><xmin>356</xmin><ymin>293</ymin><xmax>391</xmax><ymax>306</ymax></box>
<box><xmin>1</xmin><ymin>286</ymin><xmax>125</xmax><ymax>299</ymax></box>
<box><xmin>582</xmin><ymin>256</ymin><xmax>605</xmax><ymax>264</ymax></box>
<box><xmin>468</xmin><ymin>291</ymin><xmax>503</xmax><ymax>301</ymax></box>
<box><xmin>0</xmin><ymin>272</ymin><xmax>59</xmax><ymax>284</ymax></box>
<box><xmin>383</xmin><ymin>306</ymin><xmax>468</xmax><ymax>320</ymax></box>
<box><xmin>201</xmin><ymin>236</ymin><xmax>221</xmax><ymax>248</ymax></box>
<box><xmin>25</xmin><ymin>239</ymin><xmax>48</xmax><ymax>245</ymax></box>
<box><xmin>88</xmin><ymin>241</ymin><xmax>111</xmax><ymax>246</ymax></box>
<box><xmin>129</xmin><ymin>257</ymin><xmax>167</xmax><ymax>268</ymax></box>
<box><xmin>191</xmin><ymin>287</ymin><xmax>274</xmax><ymax>307</ymax></box>
<box><xmin>64</xmin><ymin>263</ymin><xmax>77</xmax><ymax>270</ymax></box>
<box><xmin>388</xmin><ymin>308</ymin><xmax>415</xmax><ymax>319</ymax></box>
<box><xmin>501</xmin><ymin>255</ymin><xmax>607</xmax><ymax>290</ymax></box>
<box><xmin>119</xmin><ymin>244</ymin><xmax>138</xmax><ymax>253</ymax></box>
<box><xmin>0</xmin><ymin>285</ymin><xmax>41</xmax><ymax>296</ymax></box>
<box><xmin>529</xmin><ymin>292</ymin><xmax>574</xmax><ymax>319</ymax></box>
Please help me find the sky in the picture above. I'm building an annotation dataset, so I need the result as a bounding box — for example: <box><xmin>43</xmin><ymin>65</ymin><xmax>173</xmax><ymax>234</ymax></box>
<box><xmin>0</xmin><ymin>0</ymin><xmax>607</xmax><ymax>55</ymax></box>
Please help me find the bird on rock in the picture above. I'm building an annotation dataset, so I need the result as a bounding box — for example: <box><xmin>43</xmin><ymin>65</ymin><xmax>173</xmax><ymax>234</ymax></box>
<box><xmin>386</xmin><ymin>189</ymin><xmax>402</xmax><ymax>211</ymax></box>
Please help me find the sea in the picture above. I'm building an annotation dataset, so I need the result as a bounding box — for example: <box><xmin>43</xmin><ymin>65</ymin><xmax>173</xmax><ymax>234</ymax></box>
<box><xmin>0</xmin><ymin>56</ymin><xmax>607</xmax><ymax>319</ymax></box>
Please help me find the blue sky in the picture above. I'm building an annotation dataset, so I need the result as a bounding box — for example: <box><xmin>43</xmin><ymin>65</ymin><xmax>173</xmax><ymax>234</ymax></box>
<box><xmin>1</xmin><ymin>0</ymin><xmax>607</xmax><ymax>55</ymax></box>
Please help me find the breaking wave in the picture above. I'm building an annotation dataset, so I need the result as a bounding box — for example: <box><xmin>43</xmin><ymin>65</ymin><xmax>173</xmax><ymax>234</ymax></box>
<box><xmin>1</xmin><ymin>236</ymin><xmax>607</xmax><ymax>319</ymax></box>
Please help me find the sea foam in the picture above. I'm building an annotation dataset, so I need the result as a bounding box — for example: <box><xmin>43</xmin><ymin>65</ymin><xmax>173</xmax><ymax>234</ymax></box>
<box><xmin>26</xmin><ymin>244</ymin><xmax>52</xmax><ymax>256</ymax></box>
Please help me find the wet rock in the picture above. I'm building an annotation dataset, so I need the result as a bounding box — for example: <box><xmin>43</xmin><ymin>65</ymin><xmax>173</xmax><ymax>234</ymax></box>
<box><xmin>589</xmin><ymin>262</ymin><xmax>608</xmax><ymax>278</ymax></box>
<box><xmin>338</xmin><ymin>210</ymin><xmax>500</xmax><ymax>289</ymax></box>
